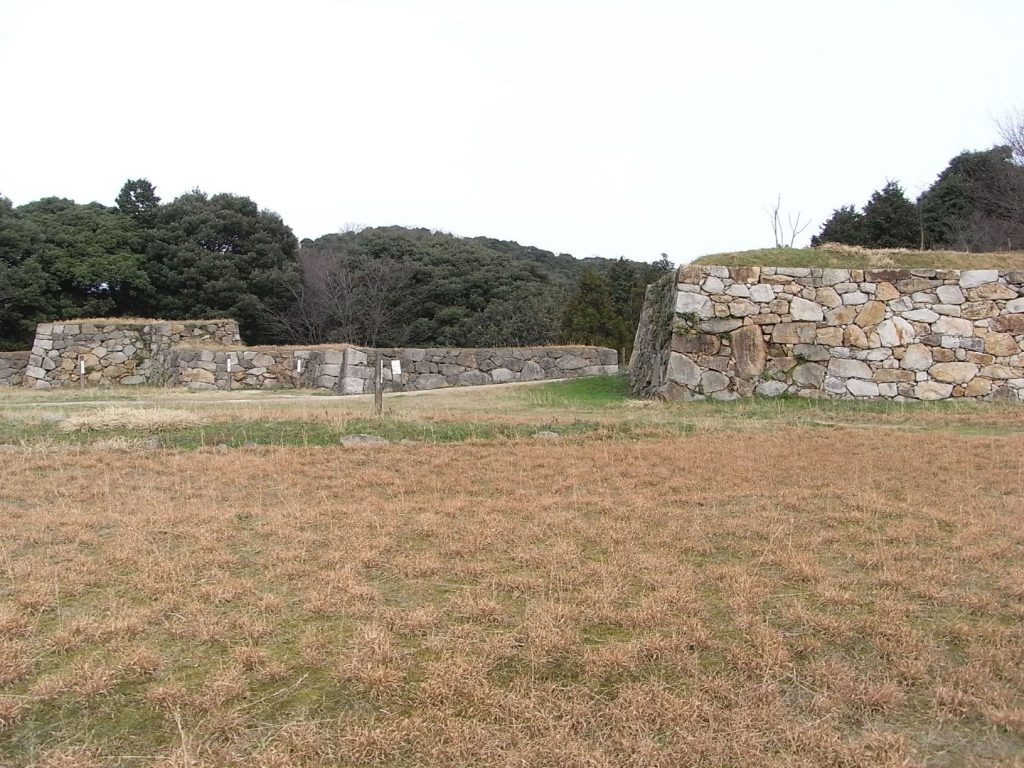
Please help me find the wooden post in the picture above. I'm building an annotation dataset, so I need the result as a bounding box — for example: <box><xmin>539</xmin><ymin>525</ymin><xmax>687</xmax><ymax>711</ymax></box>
<box><xmin>295</xmin><ymin>357</ymin><xmax>303</xmax><ymax>389</ymax></box>
<box><xmin>374</xmin><ymin>356</ymin><xmax>384</xmax><ymax>416</ymax></box>
<box><xmin>78</xmin><ymin>355</ymin><xmax>86</xmax><ymax>389</ymax></box>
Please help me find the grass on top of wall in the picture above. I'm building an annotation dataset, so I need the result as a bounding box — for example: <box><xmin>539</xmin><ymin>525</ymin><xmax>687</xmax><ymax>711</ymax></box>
<box><xmin>692</xmin><ymin>244</ymin><xmax>1024</xmax><ymax>270</ymax></box>
<box><xmin>45</xmin><ymin>317</ymin><xmax>235</xmax><ymax>326</ymax></box>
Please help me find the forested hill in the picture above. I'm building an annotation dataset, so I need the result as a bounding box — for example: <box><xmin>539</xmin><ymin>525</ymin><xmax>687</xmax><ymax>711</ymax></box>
<box><xmin>0</xmin><ymin>183</ymin><xmax>671</xmax><ymax>353</ymax></box>
<box><xmin>295</xmin><ymin>226</ymin><xmax>668</xmax><ymax>349</ymax></box>
<box><xmin>307</xmin><ymin>226</ymin><xmax>630</xmax><ymax>287</ymax></box>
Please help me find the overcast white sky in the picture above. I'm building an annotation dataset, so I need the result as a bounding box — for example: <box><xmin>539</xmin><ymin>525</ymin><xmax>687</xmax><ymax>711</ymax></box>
<box><xmin>1</xmin><ymin>1</ymin><xmax>1021</xmax><ymax>263</ymax></box>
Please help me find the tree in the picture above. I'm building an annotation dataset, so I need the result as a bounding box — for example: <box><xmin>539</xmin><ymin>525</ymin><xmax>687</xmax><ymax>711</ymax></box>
<box><xmin>860</xmin><ymin>181</ymin><xmax>918</xmax><ymax>248</ymax></box>
<box><xmin>561</xmin><ymin>270</ymin><xmax>629</xmax><ymax>350</ymax></box>
<box><xmin>918</xmin><ymin>147</ymin><xmax>1024</xmax><ymax>251</ymax></box>
<box><xmin>997</xmin><ymin>107</ymin><xmax>1024</xmax><ymax>165</ymax></box>
<box><xmin>115</xmin><ymin>179</ymin><xmax>161</xmax><ymax>225</ymax></box>
<box><xmin>811</xmin><ymin>205</ymin><xmax>865</xmax><ymax>246</ymax></box>
<box><xmin>143</xmin><ymin>190</ymin><xmax>300</xmax><ymax>343</ymax></box>
<box><xmin>767</xmin><ymin>194</ymin><xmax>811</xmax><ymax>248</ymax></box>
<box><xmin>15</xmin><ymin>197</ymin><xmax>151</xmax><ymax>318</ymax></box>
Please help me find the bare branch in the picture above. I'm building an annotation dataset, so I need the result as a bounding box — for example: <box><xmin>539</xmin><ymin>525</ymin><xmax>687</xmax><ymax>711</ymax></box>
<box><xmin>997</xmin><ymin>106</ymin><xmax>1024</xmax><ymax>165</ymax></box>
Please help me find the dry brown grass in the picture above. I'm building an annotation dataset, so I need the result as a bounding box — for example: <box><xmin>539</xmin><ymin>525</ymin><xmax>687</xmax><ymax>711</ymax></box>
<box><xmin>1</xmin><ymin>429</ymin><xmax>1022</xmax><ymax>766</ymax></box>
<box><xmin>57</xmin><ymin>406</ymin><xmax>208</xmax><ymax>433</ymax></box>
<box><xmin>48</xmin><ymin>317</ymin><xmax>233</xmax><ymax>326</ymax></box>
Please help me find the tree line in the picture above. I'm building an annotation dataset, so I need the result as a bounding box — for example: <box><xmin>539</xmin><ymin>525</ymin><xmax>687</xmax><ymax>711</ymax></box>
<box><xmin>812</xmin><ymin>115</ymin><xmax>1024</xmax><ymax>251</ymax></box>
<box><xmin>0</xmin><ymin>180</ymin><xmax>671</xmax><ymax>352</ymax></box>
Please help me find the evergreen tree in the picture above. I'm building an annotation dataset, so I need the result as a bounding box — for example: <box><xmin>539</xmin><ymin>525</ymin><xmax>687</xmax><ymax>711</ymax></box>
<box><xmin>115</xmin><ymin>179</ymin><xmax>161</xmax><ymax>226</ymax></box>
<box><xmin>811</xmin><ymin>205</ymin><xmax>865</xmax><ymax>246</ymax></box>
<box><xmin>918</xmin><ymin>147</ymin><xmax>1024</xmax><ymax>251</ymax></box>
<box><xmin>860</xmin><ymin>181</ymin><xmax>919</xmax><ymax>248</ymax></box>
<box><xmin>144</xmin><ymin>190</ymin><xmax>300</xmax><ymax>343</ymax></box>
<box><xmin>561</xmin><ymin>270</ymin><xmax>629</xmax><ymax>350</ymax></box>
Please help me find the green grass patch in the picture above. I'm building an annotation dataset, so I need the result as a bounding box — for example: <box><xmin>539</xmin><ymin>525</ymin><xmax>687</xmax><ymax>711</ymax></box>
<box><xmin>0</xmin><ymin>415</ymin><xmax>625</xmax><ymax>449</ymax></box>
<box><xmin>692</xmin><ymin>246</ymin><xmax>1024</xmax><ymax>270</ymax></box>
<box><xmin>520</xmin><ymin>373</ymin><xmax>631</xmax><ymax>408</ymax></box>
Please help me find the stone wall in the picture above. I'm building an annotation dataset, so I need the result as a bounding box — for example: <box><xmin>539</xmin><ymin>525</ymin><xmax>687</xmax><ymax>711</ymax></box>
<box><xmin>632</xmin><ymin>264</ymin><xmax>1024</xmax><ymax>401</ymax></box>
<box><xmin>23</xmin><ymin>320</ymin><xmax>240</xmax><ymax>388</ymax></box>
<box><xmin>341</xmin><ymin>346</ymin><xmax>619</xmax><ymax>395</ymax></box>
<box><xmin>4</xmin><ymin>318</ymin><xmax>618</xmax><ymax>392</ymax></box>
<box><xmin>168</xmin><ymin>345</ymin><xmax>618</xmax><ymax>393</ymax></box>
<box><xmin>0</xmin><ymin>352</ymin><xmax>28</xmax><ymax>387</ymax></box>
<box><xmin>628</xmin><ymin>275</ymin><xmax>676</xmax><ymax>398</ymax></box>
<box><xmin>168</xmin><ymin>347</ymin><xmax>342</xmax><ymax>391</ymax></box>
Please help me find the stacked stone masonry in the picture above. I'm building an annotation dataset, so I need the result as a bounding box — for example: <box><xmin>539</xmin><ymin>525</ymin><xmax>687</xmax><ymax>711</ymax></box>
<box><xmin>632</xmin><ymin>264</ymin><xmax>1024</xmax><ymax>401</ymax></box>
<box><xmin>170</xmin><ymin>345</ymin><xmax>618</xmax><ymax>393</ymax></box>
<box><xmin>0</xmin><ymin>352</ymin><xmax>28</xmax><ymax>387</ymax></box>
<box><xmin>23</xmin><ymin>320</ymin><xmax>241</xmax><ymax>388</ymax></box>
<box><xmin>3</xmin><ymin>319</ymin><xmax>616</xmax><ymax>392</ymax></box>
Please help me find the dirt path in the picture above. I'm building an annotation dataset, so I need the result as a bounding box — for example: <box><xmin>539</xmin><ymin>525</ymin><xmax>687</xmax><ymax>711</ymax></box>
<box><xmin>0</xmin><ymin>379</ymin><xmax>554</xmax><ymax>410</ymax></box>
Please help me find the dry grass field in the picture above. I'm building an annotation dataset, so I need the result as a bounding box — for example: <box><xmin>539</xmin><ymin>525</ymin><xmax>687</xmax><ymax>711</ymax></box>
<box><xmin>1</xmin><ymin>378</ymin><xmax>1023</xmax><ymax>766</ymax></box>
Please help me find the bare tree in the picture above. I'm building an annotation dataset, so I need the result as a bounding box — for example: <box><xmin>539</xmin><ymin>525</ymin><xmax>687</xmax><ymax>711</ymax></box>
<box><xmin>276</xmin><ymin>246</ymin><xmax>415</xmax><ymax>347</ymax></box>
<box><xmin>767</xmin><ymin>194</ymin><xmax>812</xmax><ymax>248</ymax></box>
<box><xmin>276</xmin><ymin>247</ymin><xmax>359</xmax><ymax>344</ymax></box>
<box><xmin>357</xmin><ymin>257</ymin><xmax>414</xmax><ymax>347</ymax></box>
<box><xmin>997</xmin><ymin>106</ymin><xmax>1024</xmax><ymax>165</ymax></box>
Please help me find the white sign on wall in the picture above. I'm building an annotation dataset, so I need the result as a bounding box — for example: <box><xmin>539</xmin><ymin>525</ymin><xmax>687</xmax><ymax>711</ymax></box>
<box><xmin>390</xmin><ymin>359</ymin><xmax>402</xmax><ymax>376</ymax></box>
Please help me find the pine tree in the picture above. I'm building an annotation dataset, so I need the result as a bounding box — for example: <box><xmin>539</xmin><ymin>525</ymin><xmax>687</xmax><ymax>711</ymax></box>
<box><xmin>860</xmin><ymin>181</ymin><xmax>918</xmax><ymax>248</ymax></box>
<box><xmin>115</xmin><ymin>179</ymin><xmax>161</xmax><ymax>226</ymax></box>
<box><xmin>561</xmin><ymin>270</ymin><xmax>629</xmax><ymax>350</ymax></box>
<box><xmin>811</xmin><ymin>205</ymin><xmax>865</xmax><ymax>246</ymax></box>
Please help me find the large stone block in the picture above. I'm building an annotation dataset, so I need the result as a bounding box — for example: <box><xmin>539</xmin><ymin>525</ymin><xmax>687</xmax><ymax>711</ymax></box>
<box><xmin>791</xmin><ymin>362</ymin><xmax>826</xmax><ymax>387</ymax></box>
<box><xmin>847</xmin><ymin>379</ymin><xmax>879</xmax><ymax>397</ymax></box>
<box><xmin>929</xmin><ymin>362</ymin><xmax>978</xmax><ymax>384</ymax></box>
<box><xmin>914</xmin><ymin>381</ymin><xmax>954</xmax><ymax>400</ymax></box>
<box><xmin>960</xmin><ymin>270</ymin><xmax>999</xmax><ymax>289</ymax></box>
<box><xmin>900</xmin><ymin>344</ymin><xmax>933</xmax><ymax>370</ymax></box>
<box><xmin>820</xmin><ymin>269</ymin><xmax>850</xmax><ymax>286</ymax></box>
<box><xmin>675</xmin><ymin>291</ymin><xmax>713</xmax><ymax>318</ymax></box>
<box><xmin>698</xmin><ymin>319</ymin><xmax>743</xmax><ymax>333</ymax></box>
<box><xmin>520</xmin><ymin>362</ymin><xmax>545</xmax><ymax>381</ymax></box>
<box><xmin>903</xmin><ymin>308</ymin><xmax>939</xmax><ymax>323</ymax></box>
<box><xmin>983</xmin><ymin>333</ymin><xmax>1020</xmax><ymax>357</ymax></box>
<box><xmin>673</xmin><ymin>333</ymin><xmax>721</xmax><ymax>356</ymax></box>
<box><xmin>855</xmin><ymin>301</ymin><xmax>886</xmax><ymax>327</ymax></box>
<box><xmin>877</xmin><ymin>317</ymin><xmax>915</xmax><ymax>347</ymax></box>
<box><xmin>415</xmin><ymin>374</ymin><xmax>448</xmax><ymax>390</ymax></box>
<box><xmin>701</xmin><ymin>370</ymin><xmax>729</xmax><ymax>393</ymax></box>
<box><xmin>666</xmin><ymin>352</ymin><xmax>701</xmax><ymax>387</ymax></box>
<box><xmin>556</xmin><ymin>354</ymin><xmax>589</xmax><ymax>370</ymax></box>
<box><xmin>748</xmin><ymin>283</ymin><xmax>775</xmax><ymax>303</ymax></box>
<box><xmin>974</xmin><ymin>282</ymin><xmax>1017</xmax><ymax>300</ymax></box>
<box><xmin>990</xmin><ymin>314</ymin><xmax>1024</xmax><ymax>334</ymax></box>
<box><xmin>827</xmin><ymin>358</ymin><xmax>872</xmax><ymax>379</ymax></box>
<box><xmin>322</xmin><ymin>349</ymin><xmax>346</xmax><ymax>365</ymax></box>
<box><xmin>934</xmin><ymin>316</ymin><xmax>975</xmax><ymax>337</ymax></box>
<box><xmin>960</xmin><ymin>301</ymin><xmax>998</xmax><ymax>320</ymax></box>
<box><xmin>794</xmin><ymin>344</ymin><xmax>831</xmax><ymax>361</ymax></box>
<box><xmin>729</xmin><ymin>266</ymin><xmax>760</xmax><ymax>283</ymax></box>
<box><xmin>341</xmin><ymin>376</ymin><xmax>364</xmax><ymax>394</ymax></box>
<box><xmin>790</xmin><ymin>296</ymin><xmax>824</xmax><ymax>321</ymax></box>
<box><xmin>730</xmin><ymin>325</ymin><xmax>766</xmax><ymax>377</ymax></box>
<box><xmin>825</xmin><ymin>306</ymin><xmax>858</xmax><ymax>325</ymax></box>
<box><xmin>771</xmin><ymin>323</ymin><xmax>817</xmax><ymax>344</ymax></box>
